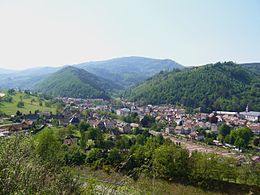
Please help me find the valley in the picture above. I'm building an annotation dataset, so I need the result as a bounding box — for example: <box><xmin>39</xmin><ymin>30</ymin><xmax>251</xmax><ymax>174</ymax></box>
<box><xmin>0</xmin><ymin>60</ymin><xmax>259</xmax><ymax>194</ymax></box>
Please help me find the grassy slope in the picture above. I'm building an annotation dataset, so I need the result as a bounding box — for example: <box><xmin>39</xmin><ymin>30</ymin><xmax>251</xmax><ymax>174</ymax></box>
<box><xmin>0</xmin><ymin>92</ymin><xmax>56</xmax><ymax>115</ymax></box>
<box><xmin>72</xmin><ymin>166</ymin><xmax>223</xmax><ymax>195</ymax></box>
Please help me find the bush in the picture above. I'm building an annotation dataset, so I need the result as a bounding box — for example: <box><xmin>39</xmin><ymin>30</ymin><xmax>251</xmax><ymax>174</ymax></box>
<box><xmin>17</xmin><ymin>101</ymin><xmax>24</xmax><ymax>108</ymax></box>
<box><xmin>0</xmin><ymin>135</ymin><xmax>80</xmax><ymax>194</ymax></box>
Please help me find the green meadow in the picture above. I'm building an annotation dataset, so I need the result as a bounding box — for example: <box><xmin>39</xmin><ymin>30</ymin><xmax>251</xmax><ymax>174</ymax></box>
<box><xmin>0</xmin><ymin>92</ymin><xmax>56</xmax><ymax>115</ymax></box>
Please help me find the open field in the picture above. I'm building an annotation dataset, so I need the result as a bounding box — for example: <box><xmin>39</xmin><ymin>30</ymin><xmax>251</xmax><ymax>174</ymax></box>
<box><xmin>0</xmin><ymin>92</ymin><xmax>56</xmax><ymax>115</ymax></box>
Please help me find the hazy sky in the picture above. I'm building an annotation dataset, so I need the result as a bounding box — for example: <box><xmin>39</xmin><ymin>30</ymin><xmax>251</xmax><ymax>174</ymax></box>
<box><xmin>0</xmin><ymin>0</ymin><xmax>259</xmax><ymax>69</ymax></box>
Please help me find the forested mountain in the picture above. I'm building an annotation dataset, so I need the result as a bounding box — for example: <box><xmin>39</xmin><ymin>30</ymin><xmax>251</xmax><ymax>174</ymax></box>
<box><xmin>125</xmin><ymin>62</ymin><xmax>260</xmax><ymax>112</ymax></box>
<box><xmin>75</xmin><ymin>56</ymin><xmax>184</xmax><ymax>88</ymax></box>
<box><xmin>0</xmin><ymin>57</ymin><xmax>183</xmax><ymax>89</ymax></box>
<box><xmin>240</xmin><ymin>63</ymin><xmax>260</xmax><ymax>74</ymax></box>
<box><xmin>34</xmin><ymin>66</ymin><xmax>119</xmax><ymax>99</ymax></box>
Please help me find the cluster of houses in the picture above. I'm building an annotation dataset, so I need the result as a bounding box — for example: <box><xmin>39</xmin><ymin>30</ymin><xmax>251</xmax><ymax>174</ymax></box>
<box><xmin>162</xmin><ymin>106</ymin><xmax>260</xmax><ymax>141</ymax></box>
<box><xmin>1</xmin><ymin>96</ymin><xmax>260</xmax><ymax>147</ymax></box>
<box><xmin>0</xmin><ymin>119</ymin><xmax>35</xmax><ymax>137</ymax></box>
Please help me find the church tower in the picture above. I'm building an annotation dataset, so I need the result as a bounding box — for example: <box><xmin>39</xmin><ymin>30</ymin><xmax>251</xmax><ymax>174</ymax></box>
<box><xmin>246</xmin><ymin>105</ymin><xmax>249</xmax><ymax>112</ymax></box>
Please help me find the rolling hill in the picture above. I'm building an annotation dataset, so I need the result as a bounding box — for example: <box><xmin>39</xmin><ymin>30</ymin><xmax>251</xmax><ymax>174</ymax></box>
<box><xmin>0</xmin><ymin>56</ymin><xmax>183</xmax><ymax>90</ymax></box>
<box><xmin>34</xmin><ymin>66</ymin><xmax>119</xmax><ymax>99</ymax></box>
<box><xmin>124</xmin><ymin>62</ymin><xmax>260</xmax><ymax>112</ymax></box>
<box><xmin>75</xmin><ymin>56</ymin><xmax>184</xmax><ymax>88</ymax></box>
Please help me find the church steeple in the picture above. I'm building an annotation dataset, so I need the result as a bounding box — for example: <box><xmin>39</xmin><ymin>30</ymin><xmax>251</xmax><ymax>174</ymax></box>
<box><xmin>246</xmin><ymin>104</ymin><xmax>249</xmax><ymax>112</ymax></box>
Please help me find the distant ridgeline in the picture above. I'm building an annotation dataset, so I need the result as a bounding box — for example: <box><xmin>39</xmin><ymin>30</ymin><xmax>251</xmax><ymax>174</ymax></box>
<box><xmin>124</xmin><ymin>62</ymin><xmax>260</xmax><ymax>112</ymax></box>
<box><xmin>0</xmin><ymin>56</ymin><xmax>183</xmax><ymax>90</ymax></box>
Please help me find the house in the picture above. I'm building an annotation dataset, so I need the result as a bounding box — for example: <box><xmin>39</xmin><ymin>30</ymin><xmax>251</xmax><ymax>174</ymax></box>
<box><xmin>247</xmin><ymin>123</ymin><xmax>260</xmax><ymax>135</ymax></box>
<box><xmin>240</xmin><ymin>111</ymin><xmax>260</xmax><ymax>122</ymax></box>
<box><xmin>94</xmin><ymin>121</ymin><xmax>106</xmax><ymax>132</ymax></box>
<box><xmin>251</xmin><ymin>156</ymin><xmax>260</xmax><ymax>164</ymax></box>
<box><xmin>211</xmin><ymin>124</ymin><xmax>218</xmax><ymax>134</ymax></box>
<box><xmin>130</xmin><ymin>123</ymin><xmax>139</xmax><ymax>129</ymax></box>
<box><xmin>103</xmin><ymin>120</ymin><xmax>116</xmax><ymax>130</ymax></box>
<box><xmin>117</xmin><ymin>123</ymin><xmax>131</xmax><ymax>134</ymax></box>
<box><xmin>116</xmin><ymin>108</ymin><xmax>131</xmax><ymax>116</ymax></box>
<box><xmin>8</xmin><ymin>124</ymin><xmax>23</xmax><ymax>132</ymax></box>
<box><xmin>110</xmin><ymin>128</ymin><xmax>121</xmax><ymax>137</ymax></box>
<box><xmin>216</xmin><ymin>111</ymin><xmax>238</xmax><ymax>116</ymax></box>
<box><xmin>183</xmin><ymin>127</ymin><xmax>191</xmax><ymax>135</ymax></box>
<box><xmin>165</xmin><ymin>126</ymin><xmax>174</xmax><ymax>134</ymax></box>
<box><xmin>21</xmin><ymin>120</ymin><xmax>35</xmax><ymax>129</ymax></box>
<box><xmin>208</xmin><ymin>113</ymin><xmax>218</xmax><ymax>124</ymax></box>
<box><xmin>190</xmin><ymin>131</ymin><xmax>204</xmax><ymax>141</ymax></box>
<box><xmin>175</xmin><ymin>126</ymin><xmax>184</xmax><ymax>134</ymax></box>
<box><xmin>69</xmin><ymin>115</ymin><xmax>80</xmax><ymax>126</ymax></box>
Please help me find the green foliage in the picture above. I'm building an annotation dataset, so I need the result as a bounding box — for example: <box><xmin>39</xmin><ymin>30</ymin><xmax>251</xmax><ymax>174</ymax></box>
<box><xmin>7</xmin><ymin>89</ymin><xmax>16</xmax><ymax>95</ymax></box>
<box><xmin>125</xmin><ymin>62</ymin><xmax>260</xmax><ymax>112</ymax></box>
<box><xmin>35</xmin><ymin>128</ymin><xmax>64</xmax><ymax>163</ymax></box>
<box><xmin>77</xmin><ymin>56</ymin><xmax>183</xmax><ymax>89</ymax></box>
<box><xmin>107</xmin><ymin>148</ymin><xmax>122</xmax><ymax>165</ymax></box>
<box><xmin>17</xmin><ymin>101</ymin><xmax>24</xmax><ymax>108</ymax></box>
<box><xmin>86</xmin><ymin>148</ymin><xmax>104</xmax><ymax>163</ymax></box>
<box><xmin>1</xmin><ymin>95</ymin><xmax>13</xmax><ymax>102</ymax></box>
<box><xmin>141</xmin><ymin>115</ymin><xmax>156</xmax><ymax>128</ymax></box>
<box><xmin>0</xmin><ymin>92</ymin><xmax>56</xmax><ymax>115</ymax></box>
<box><xmin>230</xmin><ymin>127</ymin><xmax>253</xmax><ymax>149</ymax></box>
<box><xmin>34</xmin><ymin>66</ymin><xmax>118</xmax><ymax>99</ymax></box>
<box><xmin>0</xmin><ymin>136</ymin><xmax>80</xmax><ymax>194</ymax></box>
<box><xmin>219</xmin><ymin>124</ymin><xmax>231</xmax><ymax>137</ymax></box>
<box><xmin>152</xmin><ymin>143</ymin><xmax>190</xmax><ymax>180</ymax></box>
<box><xmin>123</xmin><ymin>112</ymin><xmax>139</xmax><ymax>123</ymax></box>
<box><xmin>64</xmin><ymin>144</ymin><xmax>86</xmax><ymax>165</ymax></box>
<box><xmin>79</xmin><ymin>121</ymin><xmax>90</xmax><ymax>132</ymax></box>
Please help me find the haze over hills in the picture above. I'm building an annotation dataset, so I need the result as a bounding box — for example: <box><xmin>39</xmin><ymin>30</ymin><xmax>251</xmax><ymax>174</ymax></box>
<box><xmin>124</xmin><ymin>62</ymin><xmax>260</xmax><ymax>112</ymax></box>
<box><xmin>33</xmin><ymin>66</ymin><xmax>119</xmax><ymax>99</ymax></box>
<box><xmin>0</xmin><ymin>56</ymin><xmax>183</xmax><ymax>89</ymax></box>
<box><xmin>75</xmin><ymin>56</ymin><xmax>184</xmax><ymax>88</ymax></box>
<box><xmin>0</xmin><ymin>67</ymin><xmax>61</xmax><ymax>89</ymax></box>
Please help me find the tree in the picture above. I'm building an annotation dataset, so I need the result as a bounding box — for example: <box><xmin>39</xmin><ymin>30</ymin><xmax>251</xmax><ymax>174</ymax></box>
<box><xmin>64</xmin><ymin>144</ymin><xmax>86</xmax><ymax>165</ymax></box>
<box><xmin>79</xmin><ymin>121</ymin><xmax>90</xmax><ymax>132</ymax></box>
<box><xmin>86</xmin><ymin>148</ymin><xmax>103</xmax><ymax>163</ymax></box>
<box><xmin>0</xmin><ymin>135</ymin><xmax>80</xmax><ymax>194</ymax></box>
<box><xmin>231</xmin><ymin>128</ymin><xmax>253</xmax><ymax>149</ymax></box>
<box><xmin>17</xmin><ymin>101</ymin><xmax>24</xmax><ymax>108</ymax></box>
<box><xmin>253</xmin><ymin>138</ymin><xmax>260</xmax><ymax>146</ymax></box>
<box><xmin>152</xmin><ymin>143</ymin><xmax>189</xmax><ymax>180</ymax></box>
<box><xmin>219</xmin><ymin>124</ymin><xmax>231</xmax><ymax>137</ymax></box>
<box><xmin>107</xmin><ymin>148</ymin><xmax>122</xmax><ymax>165</ymax></box>
<box><xmin>141</xmin><ymin>115</ymin><xmax>155</xmax><ymax>128</ymax></box>
<box><xmin>7</xmin><ymin>89</ymin><xmax>15</xmax><ymax>94</ymax></box>
<box><xmin>36</xmin><ymin>129</ymin><xmax>63</xmax><ymax>163</ymax></box>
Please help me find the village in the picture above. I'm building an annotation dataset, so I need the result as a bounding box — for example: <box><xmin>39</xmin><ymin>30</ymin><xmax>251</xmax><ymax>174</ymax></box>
<box><xmin>0</xmin><ymin>93</ymin><xmax>260</xmax><ymax>163</ymax></box>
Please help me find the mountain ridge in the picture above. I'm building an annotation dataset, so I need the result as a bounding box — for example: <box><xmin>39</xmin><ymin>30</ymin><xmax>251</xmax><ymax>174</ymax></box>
<box><xmin>0</xmin><ymin>56</ymin><xmax>184</xmax><ymax>89</ymax></box>
<box><xmin>124</xmin><ymin>62</ymin><xmax>260</xmax><ymax>112</ymax></box>
<box><xmin>33</xmin><ymin>66</ymin><xmax>118</xmax><ymax>99</ymax></box>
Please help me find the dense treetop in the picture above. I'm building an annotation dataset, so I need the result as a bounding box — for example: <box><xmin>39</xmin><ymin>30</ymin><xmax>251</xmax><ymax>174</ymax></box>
<box><xmin>125</xmin><ymin>62</ymin><xmax>260</xmax><ymax>112</ymax></box>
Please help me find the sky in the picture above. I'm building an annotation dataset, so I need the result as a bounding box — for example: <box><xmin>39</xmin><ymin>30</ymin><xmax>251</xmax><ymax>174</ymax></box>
<box><xmin>0</xmin><ymin>0</ymin><xmax>259</xmax><ymax>70</ymax></box>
